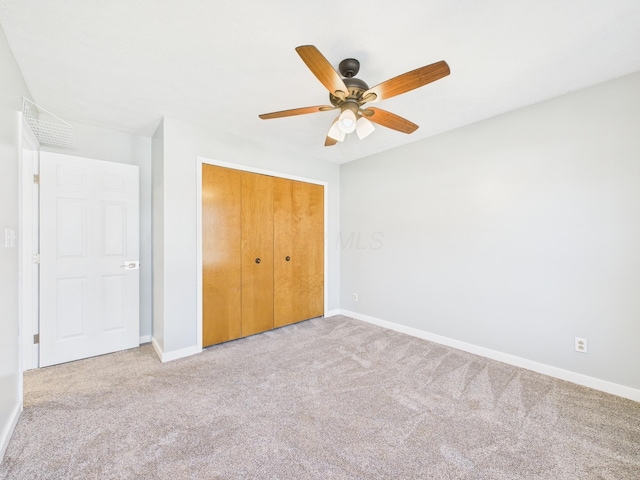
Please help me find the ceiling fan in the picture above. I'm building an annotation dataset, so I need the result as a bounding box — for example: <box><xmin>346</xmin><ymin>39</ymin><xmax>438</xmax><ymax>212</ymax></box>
<box><xmin>259</xmin><ymin>45</ymin><xmax>450</xmax><ymax>146</ymax></box>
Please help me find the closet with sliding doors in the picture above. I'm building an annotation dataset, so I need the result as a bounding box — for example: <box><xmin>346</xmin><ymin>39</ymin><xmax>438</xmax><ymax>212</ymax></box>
<box><xmin>202</xmin><ymin>164</ymin><xmax>324</xmax><ymax>347</ymax></box>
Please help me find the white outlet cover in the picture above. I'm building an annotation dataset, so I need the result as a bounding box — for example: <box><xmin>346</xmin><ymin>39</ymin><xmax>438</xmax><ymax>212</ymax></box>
<box><xmin>575</xmin><ymin>337</ymin><xmax>588</xmax><ymax>353</ymax></box>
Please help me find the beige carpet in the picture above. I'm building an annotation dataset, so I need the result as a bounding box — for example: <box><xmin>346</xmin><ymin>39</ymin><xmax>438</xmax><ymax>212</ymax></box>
<box><xmin>1</xmin><ymin>315</ymin><xmax>639</xmax><ymax>479</ymax></box>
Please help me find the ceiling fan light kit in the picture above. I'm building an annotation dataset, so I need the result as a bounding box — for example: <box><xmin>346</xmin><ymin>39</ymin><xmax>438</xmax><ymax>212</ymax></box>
<box><xmin>259</xmin><ymin>45</ymin><xmax>450</xmax><ymax>146</ymax></box>
<box><xmin>338</xmin><ymin>108</ymin><xmax>357</xmax><ymax>133</ymax></box>
<box><xmin>327</xmin><ymin>117</ymin><xmax>345</xmax><ymax>142</ymax></box>
<box><xmin>327</xmin><ymin>113</ymin><xmax>374</xmax><ymax>143</ymax></box>
<box><xmin>356</xmin><ymin>116</ymin><xmax>375</xmax><ymax>139</ymax></box>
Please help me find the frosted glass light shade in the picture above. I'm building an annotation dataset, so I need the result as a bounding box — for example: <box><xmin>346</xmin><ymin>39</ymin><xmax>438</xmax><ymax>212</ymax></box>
<box><xmin>338</xmin><ymin>109</ymin><xmax>357</xmax><ymax>133</ymax></box>
<box><xmin>327</xmin><ymin>118</ymin><xmax>345</xmax><ymax>141</ymax></box>
<box><xmin>356</xmin><ymin>117</ymin><xmax>375</xmax><ymax>139</ymax></box>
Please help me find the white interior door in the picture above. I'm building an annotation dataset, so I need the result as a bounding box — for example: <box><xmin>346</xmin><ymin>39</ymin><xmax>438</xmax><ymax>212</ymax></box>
<box><xmin>39</xmin><ymin>152</ymin><xmax>139</xmax><ymax>367</ymax></box>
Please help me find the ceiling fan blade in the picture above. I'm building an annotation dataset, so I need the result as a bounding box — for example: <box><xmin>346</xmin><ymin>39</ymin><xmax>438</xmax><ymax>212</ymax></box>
<box><xmin>259</xmin><ymin>105</ymin><xmax>336</xmax><ymax>120</ymax></box>
<box><xmin>362</xmin><ymin>60</ymin><xmax>450</xmax><ymax>103</ymax></box>
<box><xmin>325</xmin><ymin>136</ymin><xmax>338</xmax><ymax>146</ymax></box>
<box><xmin>362</xmin><ymin>107</ymin><xmax>419</xmax><ymax>134</ymax></box>
<box><xmin>296</xmin><ymin>45</ymin><xmax>349</xmax><ymax>99</ymax></box>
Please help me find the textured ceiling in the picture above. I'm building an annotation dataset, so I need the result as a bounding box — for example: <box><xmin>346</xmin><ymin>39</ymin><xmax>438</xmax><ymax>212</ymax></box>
<box><xmin>1</xmin><ymin>0</ymin><xmax>639</xmax><ymax>164</ymax></box>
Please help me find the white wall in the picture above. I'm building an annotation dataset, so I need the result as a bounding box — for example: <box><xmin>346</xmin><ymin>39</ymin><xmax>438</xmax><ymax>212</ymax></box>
<box><xmin>152</xmin><ymin>117</ymin><xmax>341</xmax><ymax>357</ymax></box>
<box><xmin>152</xmin><ymin>120</ymin><xmax>164</xmax><ymax>351</ymax></box>
<box><xmin>43</xmin><ymin>122</ymin><xmax>153</xmax><ymax>340</ymax></box>
<box><xmin>340</xmin><ymin>72</ymin><xmax>640</xmax><ymax>395</ymax></box>
<box><xmin>0</xmin><ymin>24</ymin><xmax>31</xmax><ymax>461</ymax></box>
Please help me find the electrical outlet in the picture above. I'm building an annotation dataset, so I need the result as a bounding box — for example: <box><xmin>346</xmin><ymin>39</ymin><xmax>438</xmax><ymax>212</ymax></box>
<box><xmin>352</xmin><ymin>293</ymin><xmax>358</xmax><ymax>302</ymax></box>
<box><xmin>575</xmin><ymin>337</ymin><xmax>588</xmax><ymax>353</ymax></box>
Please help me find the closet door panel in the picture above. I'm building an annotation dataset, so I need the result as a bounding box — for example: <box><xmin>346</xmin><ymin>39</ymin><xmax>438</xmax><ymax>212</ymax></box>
<box><xmin>273</xmin><ymin>178</ymin><xmax>294</xmax><ymax>328</ymax></box>
<box><xmin>202</xmin><ymin>165</ymin><xmax>242</xmax><ymax>347</ymax></box>
<box><xmin>294</xmin><ymin>181</ymin><xmax>324</xmax><ymax>320</ymax></box>
<box><xmin>274</xmin><ymin>179</ymin><xmax>324</xmax><ymax>327</ymax></box>
<box><xmin>241</xmin><ymin>172</ymin><xmax>274</xmax><ymax>336</ymax></box>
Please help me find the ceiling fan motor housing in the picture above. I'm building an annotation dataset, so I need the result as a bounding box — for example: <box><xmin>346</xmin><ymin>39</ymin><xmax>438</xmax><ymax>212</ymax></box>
<box><xmin>329</xmin><ymin>76</ymin><xmax>370</xmax><ymax>108</ymax></box>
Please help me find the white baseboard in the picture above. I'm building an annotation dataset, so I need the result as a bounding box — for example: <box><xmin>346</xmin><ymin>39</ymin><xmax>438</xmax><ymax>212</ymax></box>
<box><xmin>335</xmin><ymin>309</ymin><xmax>640</xmax><ymax>403</ymax></box>
<box><xmin>151</xmin><ymin>337</ymin><xmax>163</xmax><ymax>361</ymax></box>
<box><xmin>139</xmin><ymin>335</ymin><xmax>151</xmax><ymax>344</ymax></box>
<box><xmin>151</xmin><ymin>337</ymin><xmax>202</xmax><ymax>363</ymax></box>
<box><xmin>0</xmin><ymin>401</ymin><xmax>22</xmax><ymax>463</ymax></box>
<box><xmin>324</xmin><ymin>309</ymin><xmax>342</xmax><ymax>318</ymax></box>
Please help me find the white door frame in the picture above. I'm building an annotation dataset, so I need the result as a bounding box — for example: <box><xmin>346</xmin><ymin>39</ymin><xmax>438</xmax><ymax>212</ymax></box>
<box><xmin>18</xmin><ymin>112</ymin><xmax>40</xmax><ymax>374</ymax></box>
<box><xmin>195</xmin><ymin>156</ymin><xmax>330</xmax><ymax>350</ymax></box>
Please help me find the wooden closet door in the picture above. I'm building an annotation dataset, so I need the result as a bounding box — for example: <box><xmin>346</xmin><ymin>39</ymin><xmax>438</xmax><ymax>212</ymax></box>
<box><xmin>241</xmin><ymin>172</ymin><xmax>274</xmax><ymax>336</ymax></box>
<box><xmin>295</xmin><ymin>181</ymin><xmax>324</xmax><ymax>320</ymax></box>
<box><xmin>202</xmin><ymin>165</ymin><xmax>242</xmax><ymax>347</ymax></box>
<box><xmin>273</xmin><ymin>178</ymin><xmax>294</xmax><ymax>327</ymax></box>
<box><xmin>274</xmin><ymin>179</ymin><xmax>324</xmax><ymax>327</ymax></box>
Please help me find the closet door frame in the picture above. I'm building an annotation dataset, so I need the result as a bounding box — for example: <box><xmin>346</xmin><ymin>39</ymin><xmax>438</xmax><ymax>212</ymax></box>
<box><xmin>196</xmin><ymin>157</ymin><xmax>328</xmax><ymax>349</ymax></box>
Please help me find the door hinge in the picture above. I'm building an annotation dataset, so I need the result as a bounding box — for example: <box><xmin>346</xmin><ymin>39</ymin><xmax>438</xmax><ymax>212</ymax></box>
<box><xmin>33</xmin><ymin>174</ymin><xmax>40</xmax><ymax>184</ymax></box>
<box><xmin>32</xmin><ymin>253</ymin><xmax>40</xmax><ymax>264</ymax></box>
<box><xmin>33</xmin><ymin>334</ymin><xmax>39</xmax><ymax>344</ymax></box>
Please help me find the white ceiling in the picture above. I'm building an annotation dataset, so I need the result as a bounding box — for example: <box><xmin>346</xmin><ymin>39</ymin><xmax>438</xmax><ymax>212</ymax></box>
<box><xmin>1</xmin><ymin>0</ymin><xmax>639</xmax><ymax>164</ymax></box>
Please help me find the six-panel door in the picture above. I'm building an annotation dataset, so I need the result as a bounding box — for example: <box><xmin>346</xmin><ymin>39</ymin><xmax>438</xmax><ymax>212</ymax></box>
<box><xmin>39</xmin><ymin>152</ymin><xmax>139</xmax><ymax>367</ymax></box>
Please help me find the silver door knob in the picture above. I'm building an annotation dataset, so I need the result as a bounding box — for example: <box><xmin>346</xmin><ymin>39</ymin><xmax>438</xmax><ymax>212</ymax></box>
<box><xmin>120</xmin><ymin>261</ymin><xmax>140</xmax><ymax>270</ymax></box>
